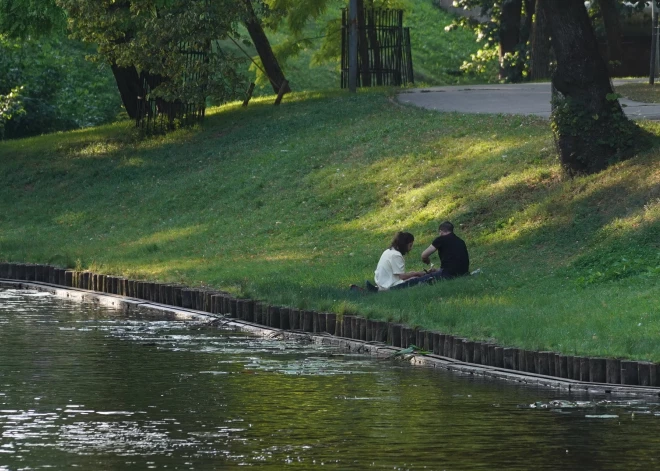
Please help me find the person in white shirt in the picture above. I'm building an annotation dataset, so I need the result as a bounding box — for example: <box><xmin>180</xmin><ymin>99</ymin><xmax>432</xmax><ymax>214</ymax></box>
<box><xmin>369</xmin><ymin>232</ymin><xmax>427</xmax><ymax>291</ymax></box>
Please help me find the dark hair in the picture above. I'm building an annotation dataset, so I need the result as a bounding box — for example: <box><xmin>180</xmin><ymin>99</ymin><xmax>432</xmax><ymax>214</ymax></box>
<box><xmin>438</xmin><ymin>221</ymin><xmax>454</xmax><ymax>233</ymax></box>
<box><xmin>390</xmin><ymin>231</ymin><xmax>415</xmax><ymax>255</ymax></box>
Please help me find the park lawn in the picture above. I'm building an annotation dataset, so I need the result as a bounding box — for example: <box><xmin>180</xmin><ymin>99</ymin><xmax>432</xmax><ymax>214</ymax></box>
<box><xmin>616</xmin><ymin>82</ymin><xmax>660</xmax><ymax>104</ymax></box>
<box><xmin>1</xmin><ymin>89</ymin><xmax>659</xmax><ymax>361</ymax></box>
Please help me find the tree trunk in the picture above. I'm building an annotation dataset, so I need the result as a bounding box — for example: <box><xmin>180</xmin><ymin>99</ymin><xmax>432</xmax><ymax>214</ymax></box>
<box><xmin>243</xmin><ymin>0</ymin><xmax>290</xmax><ymax>94</ymax></box>
<box><xmin>356</xmin><ymin>0</ymin><xmax>371</xmax><ymax>87</ymax></box>
<box><xmin>545</xmin><ymin>0</ymin><xmax>643</xmax><ymax>175</ymax></box>
<box><xmin>522</xmin><ymin>0</ymin><xmax>535</xmax><ymax>45</ymax></box>
<box><xmin>499</xmin><ymin>0</ymin><xmax>523</xmax><ymax>82</ymax></box>
<box><xmin>111</xmin><ymin>64</ymin><xmax>142</xmax><ymax>120</ymax></box>
<box><xmin>530</xmin><ymin>0</ymin><xmax>550</xmax><ymax>80</ymax></box>
<box><xmin>597</xmin><ymin>0</ymin><xmax>624</xmax><ymax>76</ymax></box>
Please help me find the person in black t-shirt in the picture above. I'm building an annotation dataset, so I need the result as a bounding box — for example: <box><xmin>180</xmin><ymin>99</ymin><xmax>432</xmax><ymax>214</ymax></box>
<box><xmin>420</xmin><ymin>221</ymin><xmax>469</xmax><ymax>280</ymax></box>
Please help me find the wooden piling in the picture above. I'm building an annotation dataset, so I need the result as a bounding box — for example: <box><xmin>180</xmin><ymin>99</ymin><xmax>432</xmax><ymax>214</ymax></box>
<box><xmin>268</xmin><ymin>305</ymin><xmax>281</xmax><ymax>328</ymax></box>
<box><xmin>279</xmin><ymin>308</ymin><xmax>291</xmax><ymax>330</ymax></box>
<box><xmin>589</xmin><ymin>358</ymin><xmax>606</xmax><ymax>383</ymax></box>
<box><xmin>432</xmin><ymin>333</ymin><xmax>442</xmax><ymax>355</ymax></box>
<box><xmin>445</xmin><ymin>336</ymin><xmax>455</xmax><ymax>358</ymax></box>
<box><xmin>525</xmin><ymin>350</ymin><xmax>536</xmax><ymax>373</ymax></box>
<box><xmin>638</xmin><ymin>362</ymin><xmax>653</xmax><ymax>386</ymax></box>
<box><xmin>620</xmin><ymin>360</ymin><xmax>639</xmax><ymax>385</ymax></box>
<box><xmin>35</xmin><ymin>265</ymin><xmax>44</xmax><ymax>282</ymax></box>
<box><xmin>390</xmin><ymin>324</ymin><xmax>402</xmax><ymax>347</ymax></box>
<box><xmin>481</xmin><ymin>343</ymin><xmax>491</xmax><ymax>366</ymax></box>
<box><xmin>286</xmin><ymin>308</ymin><xmax>297</xmax><ymax>330</ymax></box>
<box><xmin>436</xmin><ymin>334</ymin><xmax>446</xmax><ymax>356</ymax></box>
<box><xmin>503</xmin><ymin>348</ymin><xmax>515</xmax><ymax>370</ymax></box>
<box><xmin>229</xmin><ymin>299</ymin><xmax>238</xmax><ymax>318</ymax></box>
<box><xmin>25</xmin><ymin>264</ymin><xmax>35</xmax><ymax>281</ymax></box>
<box><xmin>517</xmin><ymin>349</ymin><xmax>526</xmax><ymax>371</ymax></box>
<box><xmin>340</xmin><ymin>315</ymin><xmax>351</xmax><ymax>338</ymax></box>
<box><xmin>537</xmin><ymin>352</ymin><xmax>550</xmax><ymax>376</ymax></box>
<box><xmin>604</xmin><ymin>358</ymin><xmax>620</xmax><ymax>384</ymax></box>
<box><xmin>493</xmin><ymin>347</ymin><xmax>504</xmax><ymax>368</ymax></box>
<box><xmin>463</xmin><ymin>341</ymin><xmax>475</xmax><ymax>363</ymax></box>
<box><xmin>351</xmin><ymin>316</ymin><xmax>360</xmax><ymax>340</ymax></box>
<box><xmin>452</xmin><ymin>339</ymin><xmax>464</xmax><ymax>360</ymax></box>
<box><xmin>181</xmin><ymin>289</ymin><xmax>193</xmax><ymax>309</ymax></box>
<box><xmin>302</xmin><ymin>310</ymin><xmax>313</xmax><ymax>332</ymax></box>
<box><xmin>472</xmin><ymin>342</ymin><xmax>482</xmax><ymax>364</ymax></box>
<box><xmin>374</xmin><ymin>321</ymin><xmax>387</xmax><ymax>342</ymax></box>
<box><xmin>558</xmin><ymin>355</ymin><xmax>569</xmax><ymax>378</ymax></box>
<box><xmin>571</xmin><ymin>357</ymin><xmax>582</xmax><ymax>381</ymax></box>
<box><xmin>423</xmin><ymin>331</ymin><xmax>432</xmax><ymax>352</ymax></box>
<box><xmin>358</xmin><ymin>317</ymin><xmax>367</xmax><ymax>340</ymax></box>
<box><xmin>579</xmin><ymin>357</ymin><xmax>590</xmax><ymax>382</ymax></box>
<box><xmin>326</xmin><ymin>313</ymin><xmax>336</xmax><ymax>335</ymax></box>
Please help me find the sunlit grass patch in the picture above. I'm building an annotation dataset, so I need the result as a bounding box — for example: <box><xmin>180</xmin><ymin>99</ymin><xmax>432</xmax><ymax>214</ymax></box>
<box><xmin>2</xmin><ymin>89</ymin><xmax>660</xmax><ymax>360</ymax></box>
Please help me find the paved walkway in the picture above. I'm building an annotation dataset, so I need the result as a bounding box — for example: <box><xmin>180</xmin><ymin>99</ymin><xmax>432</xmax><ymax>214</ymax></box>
<box><xmin>397</xmin><ymin>81</ymin><xmax>660</xmax><ymax>120</ymax></box>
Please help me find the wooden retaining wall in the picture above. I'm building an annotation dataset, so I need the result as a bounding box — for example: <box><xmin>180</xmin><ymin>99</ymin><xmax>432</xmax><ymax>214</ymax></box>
<box><xmin>1</xmin><ymin>261</ymin><xmax>659</xmax><ymax>395</ymax></box>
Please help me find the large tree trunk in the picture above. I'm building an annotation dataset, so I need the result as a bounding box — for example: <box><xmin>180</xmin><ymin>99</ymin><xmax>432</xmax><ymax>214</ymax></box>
<box><xmin>499</xmin><ymin>0</ymin><xmax>523</xmax><ymax>82</ymax></box>
<box><xmin>529</xmin><ymin>0</ymin><xmax>550</xmax><ymax>80</ymax></box>
<box><xmin>597</xmin><ymin>0</ymin><xmax>624</xmax><ymax>76</ymax></box>
<box><xmin>356</xmin><ymin>0</ymin><xmax>371</xmax><ymax>87</ymax></box>
<box><xmin>545</xmin><ymin>0</ymin><xmax>643</xmax><ymax>175</ymax></box>
<box><xmin>243</xmin><ymin>0</ymin><xmax>290</xmax><ymax>94</ymax></box>
<box><xmin>111</xmin><ymin>64</ymin><xmax>142</xmax><ymax>120</ymax></box>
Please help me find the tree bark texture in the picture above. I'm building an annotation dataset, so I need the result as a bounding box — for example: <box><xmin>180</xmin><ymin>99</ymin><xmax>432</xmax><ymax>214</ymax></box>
<box><xmin>243</xmin><ymin>0</ymin><xmax>290</xmax><ymax>94</ymax></box>
<box><xmin>111</xmin><ymin>64</ymin><xmax>142</xmax><ymax>120</ymax></box>
<box><xmin>597</xmin><ymin>0</ymin><xmax>624</xmax><ymax>76</ymax></box>
<box><xmin>545</xmin><ymin>0</ymin><xmax>642</xmax><ymax>175</ymax></box>
<box><xmin>499</xmin><ymin>0</ymin><xmax>523</xmax><ymax>82</ymax></box>
<box><xmin>530</xmin><ymin>0</ymin><xmax>551</xmax><ymax>80</ymax></box>
<box><xmin>356</xmin><ymin>0</ymin><xmax>371</xmax><ymax>86</ymax></box>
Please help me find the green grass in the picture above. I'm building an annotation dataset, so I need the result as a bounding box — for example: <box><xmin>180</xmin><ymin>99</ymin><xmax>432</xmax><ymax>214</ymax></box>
<box><xmin>2</xmin><ymin>89</ymin><xmax>660</xmax><ymax>362</ymax></box>
<box><xmin>616</xmin><ymin>82</ymin><xmax>660</xmax><ymax>103</ymax></box>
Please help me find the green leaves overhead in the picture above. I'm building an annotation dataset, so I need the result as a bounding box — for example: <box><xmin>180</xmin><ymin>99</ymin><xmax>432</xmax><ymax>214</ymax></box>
<box><xmin>0</xmin><ymin>0</ymin><xmax>66</xmax><ymax>38</ymax></box>
<box><xmin>57</xmin><ymin>0</ymin><xmax>248</xmax><ymax>103</ymax></box>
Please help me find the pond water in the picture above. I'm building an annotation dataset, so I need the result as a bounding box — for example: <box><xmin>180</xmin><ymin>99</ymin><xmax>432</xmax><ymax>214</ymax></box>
<box><xmin>2</xmin><ymin>289</ymin><xmax>660</xmax><ymax>470</ymax></box>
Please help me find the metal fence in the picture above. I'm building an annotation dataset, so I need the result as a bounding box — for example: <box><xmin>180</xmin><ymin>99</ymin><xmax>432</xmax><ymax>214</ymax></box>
<box><xmin>135</xmin><ymin>43</ymin><xmax>207</xmax><ymax>133</ymax></box>
<box><xmin>341</xmin><ymin>8</ymin><xmax>414</xmax><ymax>88</ymax></box>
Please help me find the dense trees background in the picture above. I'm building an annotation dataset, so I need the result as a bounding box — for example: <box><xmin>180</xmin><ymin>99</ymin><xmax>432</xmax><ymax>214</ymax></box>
<box><xmin>0</xmin><ymin>0</ymin><xmax>654</xmax><ymax>175</ymax></box>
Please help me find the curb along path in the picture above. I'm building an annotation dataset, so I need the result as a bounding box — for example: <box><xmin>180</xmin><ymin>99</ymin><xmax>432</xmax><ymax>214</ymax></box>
<box><xmin>1</xmin><ymin>262</ymin><xmax>659</xmax><ymax>397</ymax></box>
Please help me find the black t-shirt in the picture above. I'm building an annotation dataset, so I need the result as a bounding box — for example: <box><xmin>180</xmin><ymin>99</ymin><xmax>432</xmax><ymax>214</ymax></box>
<box><xmin>431</xmin><ymin>233</ymin><xmax>469</xmax><ymax>277</ymax></box>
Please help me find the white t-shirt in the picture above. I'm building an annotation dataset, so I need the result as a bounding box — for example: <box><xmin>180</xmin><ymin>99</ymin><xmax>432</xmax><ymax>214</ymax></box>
<box><xmin>374</xmin><ymin>248</ymin><xmax>406</xmax><ymax>290</ymax></box>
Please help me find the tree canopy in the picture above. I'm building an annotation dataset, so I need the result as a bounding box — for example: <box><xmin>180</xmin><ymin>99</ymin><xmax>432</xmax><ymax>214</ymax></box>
<box><xmin>57</xmin><ymin>0</ymin><xmax>248</xmax><ymax>105</ymax></box>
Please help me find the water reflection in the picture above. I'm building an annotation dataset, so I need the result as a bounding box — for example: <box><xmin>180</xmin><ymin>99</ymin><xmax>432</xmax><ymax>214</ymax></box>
<box><xmin>1</xmin><ymin>288</ymin><xmax>660</xmax><ymax>470</ymax></box>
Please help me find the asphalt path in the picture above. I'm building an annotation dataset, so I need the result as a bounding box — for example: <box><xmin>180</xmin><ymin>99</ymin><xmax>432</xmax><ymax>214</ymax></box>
<box><xmin>397</xmin><ymin>81</ymin><xmax>660</xmax><ymax>120</ymax></box>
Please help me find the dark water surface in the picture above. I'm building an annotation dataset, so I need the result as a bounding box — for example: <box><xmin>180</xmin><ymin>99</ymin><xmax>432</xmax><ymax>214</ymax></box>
<box><xmin>1</xmin><ymin>289</ymin><xmax>660</xmax><ymax>470</ymax></box>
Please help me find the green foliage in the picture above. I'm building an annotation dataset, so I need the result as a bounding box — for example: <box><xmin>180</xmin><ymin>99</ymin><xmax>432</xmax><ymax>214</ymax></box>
<box><xmin>0</xmin><ymin>35</ymin><xmax>121</xmax><ymax>139</ymax></box>
<box><xmin>241</xmin><ymin>0</ymin><xmax>482</xmax><ymax>92</ymax></box>
<box><xmin>58</xmin><ymin>0</ymin><xmax>248</xmax><ymax>104</ymax></box>
<box><xmin>576</xmin><ymin>255</ymin><xmax>660</xmax><ymax>286</ymax></box>
<box><xmin>0</xmin><ymin>86</ymin><xmax>25</xmax><ymax>139</ymax></box>
<box><xmin>0</xmin><ymin>0</ymin><xmax>65</xmax><ymax>38</ymax></box>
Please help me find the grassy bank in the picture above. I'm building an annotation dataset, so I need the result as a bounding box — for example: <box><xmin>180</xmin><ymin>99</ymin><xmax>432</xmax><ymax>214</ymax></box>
<box><xmin>1</xmin><ymin>89</ymin><xmax>659</xmax><ymax>361</ymax></box>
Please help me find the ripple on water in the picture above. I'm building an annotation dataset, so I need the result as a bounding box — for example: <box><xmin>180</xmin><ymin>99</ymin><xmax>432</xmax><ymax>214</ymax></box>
<box><xmin>4</xmin><ymin>288</ymin><xmax>660</xmax><ymax>470</ymax></box>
